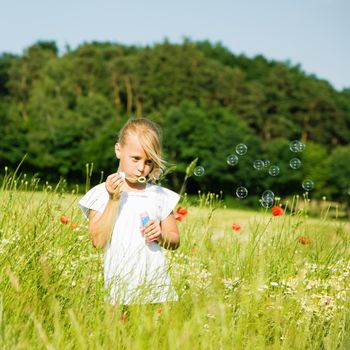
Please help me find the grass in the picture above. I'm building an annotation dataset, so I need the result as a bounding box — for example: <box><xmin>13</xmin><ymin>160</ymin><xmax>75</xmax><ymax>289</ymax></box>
<box><xmin>0</xmin><ymin>177</ymin><xmax>350</xmax><ymax>349</ymax></box>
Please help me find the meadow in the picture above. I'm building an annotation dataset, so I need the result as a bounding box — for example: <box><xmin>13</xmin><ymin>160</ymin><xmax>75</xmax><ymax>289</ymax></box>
<box><xmin>1</xmin><ymin>176</ymin><xmax>350</xmax><ymax>349</ymax></box>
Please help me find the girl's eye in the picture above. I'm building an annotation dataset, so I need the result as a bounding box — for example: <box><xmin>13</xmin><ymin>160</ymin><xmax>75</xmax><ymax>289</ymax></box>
<box><xmin>145</xmin><ymin>160</ymin><xmax>153</xmax><ymax>165</ymax></box>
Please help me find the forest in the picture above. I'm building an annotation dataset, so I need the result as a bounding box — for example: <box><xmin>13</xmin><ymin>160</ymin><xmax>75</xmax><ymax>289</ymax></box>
<box><xmin>0</xmin><ymin>40</ymin><xmax>349</xmax><ymax>203</ymax></box>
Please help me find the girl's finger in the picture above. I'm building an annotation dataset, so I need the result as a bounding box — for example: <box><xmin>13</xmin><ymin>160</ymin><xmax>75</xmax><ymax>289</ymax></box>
<box><xmin>108</xmin><ymin>173</ymin><xmax>118</xmax><ymax>181</ymax></box>
<box><xmin>146</xmin><ymin>233</ymin><xmax>159</xmax><ymax>243</ymax></box>
<box><xmin>112</xmin><ymin>177</ymin><xmax>123</xmax><ymax>188</ymax></box>
<box><xmin>108</xmin><ymin>173</ymin><xmax>121</xmax><ymax>186</ymax></box>
<box><xmin>146</xmin><ymin>228</ymin><xmax>160</xmax><ymax>239</ymax></box>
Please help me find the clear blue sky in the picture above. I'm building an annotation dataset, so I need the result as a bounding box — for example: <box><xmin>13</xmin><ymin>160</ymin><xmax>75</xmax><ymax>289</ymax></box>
<box><xmin>1</xmin><ymin>0</ymin><xmax>349</xmax><ymax>90</ymax></box>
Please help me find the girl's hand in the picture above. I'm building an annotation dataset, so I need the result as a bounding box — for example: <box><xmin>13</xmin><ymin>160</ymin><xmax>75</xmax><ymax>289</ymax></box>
<box><xmin>141</xmin><ymin>220</ymin><xmax>161</xmax><ymax>243</ymax></box>
<box><xmin>105</xmin><ymin>173</ymin><xmax>125</xmax><ymax>201</ymax></box>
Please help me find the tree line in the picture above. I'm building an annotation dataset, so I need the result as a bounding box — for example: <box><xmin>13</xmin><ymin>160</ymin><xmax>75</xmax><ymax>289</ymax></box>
<box><xmin>0</xmin><ymin>40</ymin><xmax>349</xmax><ymax>204</ymax></box>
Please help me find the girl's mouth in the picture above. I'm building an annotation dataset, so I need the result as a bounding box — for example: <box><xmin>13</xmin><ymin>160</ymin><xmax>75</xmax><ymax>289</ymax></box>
<box><xmin>118</xmin><ymin>172</ymin><xmax>147</xmax><ymax>183</ymax></box>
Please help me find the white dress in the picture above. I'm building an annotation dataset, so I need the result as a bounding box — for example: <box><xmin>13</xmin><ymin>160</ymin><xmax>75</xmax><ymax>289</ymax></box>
<box><xmin>79</xmin><ymin>182</ymin><xmax>180</xmax><ymax>305</ymax></box>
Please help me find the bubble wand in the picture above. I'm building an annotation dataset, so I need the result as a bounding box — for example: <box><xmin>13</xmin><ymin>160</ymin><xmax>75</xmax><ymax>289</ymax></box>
<box><xmin>117</xmin><ymin>171</ymin><xmax>147</xmax><ymax>183</ymax></box>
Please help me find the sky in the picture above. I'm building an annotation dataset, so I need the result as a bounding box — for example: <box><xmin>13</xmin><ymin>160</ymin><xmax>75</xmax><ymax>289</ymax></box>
<box><xmin>1</xmin><ymin>0</ymin><xmax>349</xmax><ymax>90</ymax></box>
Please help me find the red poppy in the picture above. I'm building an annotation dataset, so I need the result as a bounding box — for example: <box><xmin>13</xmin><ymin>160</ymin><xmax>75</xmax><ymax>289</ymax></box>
<box><xmin>60</xmin><ymin>215</ymin><xmax>70</xmax><ymax>225</ymax></box>
<box><xmin>174</xmin><ymin>207</ymin><xmax>188</xmax><ymax>221</ymax></box>
<box><xmin>272</xmin><ymin>205</ymin><xmax>284</xmax><ymax>216</ymax></box>
<box><xmin>191</xmin><ymin>245</ymin><xmax>197</xmax><ymax>253</ymax></box>
<box><xmin>297</xmin><ymin>236</ymin><xmax>311</xmax><ymax>245</ymax></box>
<box><xmin>231</xmin><ymin>224</ymin><xmax>241</xmax><ymax>231</ymax></box>
<box><xmin>156</xmin><ymin>306</ymin><xmax>165</xmax><ymax>315</ymax></box>
<box><xmin>120</xmin><ymin>312</ymin><xmax>128</xmax><ymax>323</ymax></box>
<box><xmin>70</xmin><ymin>223</ymin><xmax>80</xmax><ymax>229</ymax></box>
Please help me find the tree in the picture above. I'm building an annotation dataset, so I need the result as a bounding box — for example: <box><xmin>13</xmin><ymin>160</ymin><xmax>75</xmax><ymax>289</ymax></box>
<box><xmin>326</xmin><ymin>146</ymin><xmax>350</xmax><ymax>217</ymax></box>
<box><xmin>0</xmin><ymin>39</ymin><xmax>349</xmax><ymax>197</ymax></box>
<box><xmin>0</xmin><ymin>98</ymin><xmax>28</xmax><ymax>169</ymax></box>
<box><xmin>163</xmin><ymin>101</ymin><xmax>261</xmax><ymax>194</ymax></box>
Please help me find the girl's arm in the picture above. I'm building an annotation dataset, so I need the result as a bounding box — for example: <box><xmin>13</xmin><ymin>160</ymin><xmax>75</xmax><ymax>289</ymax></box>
<box><xmin>143</xmin><ymin>213</ymin><xmax>180</xmax><ymax>250</ymax></box>
<box><xmin>88</xmin><ymin>173</ymin><xmax>124</xmax><ymax>248</ymax></box>
<box><xmin>88</xmin><ymin>199</ymin><xmax>120</xmax><ymax>248</ymax></box>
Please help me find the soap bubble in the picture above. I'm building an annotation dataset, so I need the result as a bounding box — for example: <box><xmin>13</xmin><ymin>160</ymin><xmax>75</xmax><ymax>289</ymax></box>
<box><xmin>253</xmin><ymin>160</ymin><xmax>264</xmax><ymax>170</ymax></box>
<box><xmin>268</xmin><ymin>165</ymin><xmax>280</xmax><ymax>176</ymax></box>
<box><xmin>236</xmin><ymin>143</ymin><xmax>248</xmax><ymax>155</ymax></box>
<box><xmin>289</xmin><ymin>158</ymin><xmax>301</xmax><ymax>169</ymax></box>
<box><xmin>261</xmin><ymin>190</ymin><xmax>274</xmax><ymax>208</ymax></box>
<box><xmin>262</xmin><ymin>190</ymin><xmax>275</xmax><ymax>201</ymax></box>
<box><xmin>290</xmin><ymin>141</ymin><xmax>299</xmax><ymax>152</ymax></box>
<box><xmin>290</xmin><ymin>140</ymin><xmax>306</xmax><ymax>153</ymax></box>
<box><xmin>260</xmin><ymin>197</ymin><xmax>274</xmax><ymax>208</ymax></box>
<box><xmin>302</xmin><ymin>179</ymin><xmax>314</xmax><ymax>191</ymax></box>
<box><xmin>194</xmin><ymin>166</ymin><xmax>205</xmax><ymax>176</ymax></box>
<box><xmin>236</xmin><ymin>186</ymin><xmax>248</xmax><ymax>198</ymax></box>
<box><xmin>298</xmin><ymin>142</ymin><xmax>306</xmax><ymax>152</ymax></box>
<box><xmin>227</xmin><ymin>154</ymin><xmax>239</xmax><ymax>166</ymax></box>
<box><xmin>348</xmin><ymin>188</ymin><xmax>350</xmax><ymax>196</ymax></box>
<box><xmin>263</xmin><ymin>160</ymin><xmax>270</xmax><ymax>167</ymax></box>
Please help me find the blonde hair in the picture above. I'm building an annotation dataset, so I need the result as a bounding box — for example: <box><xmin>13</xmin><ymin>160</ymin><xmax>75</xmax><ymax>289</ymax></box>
<box><xmin>118</xmin><ymin>118</ymin><xmax>165</xmax><ymax>182</ymax></box>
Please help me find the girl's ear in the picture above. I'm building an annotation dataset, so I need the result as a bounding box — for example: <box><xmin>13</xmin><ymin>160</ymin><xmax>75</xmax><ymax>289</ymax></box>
<box><xmin>115</xmin><ymin>143</ymin><xmax>121</xmax><ymax>159</ymax></box>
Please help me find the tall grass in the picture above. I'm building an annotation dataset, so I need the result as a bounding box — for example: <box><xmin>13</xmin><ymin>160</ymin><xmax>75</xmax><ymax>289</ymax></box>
<box><xmin>0</xmin><ymin>173</ymin><xmax>350</xmax><ymax>349</ymax></box>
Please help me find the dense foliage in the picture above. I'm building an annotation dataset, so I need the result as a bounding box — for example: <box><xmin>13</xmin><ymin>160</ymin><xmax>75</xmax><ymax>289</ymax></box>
<box><xmin>0</xmin><ymin>40</ymin><xmax>349</xmax><ymax>201</ymax></box>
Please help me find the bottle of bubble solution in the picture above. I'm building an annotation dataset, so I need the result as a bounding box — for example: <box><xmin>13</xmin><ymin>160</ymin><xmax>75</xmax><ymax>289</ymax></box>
<box><xmin>117</xmin><ymin>171</ymin><xmax>126</xmax><ymax>180</ymax></box>
<box><xmin>140</xmin><ymin>212</ymin><xmax>158</xmax><ymax>243</ymax></box>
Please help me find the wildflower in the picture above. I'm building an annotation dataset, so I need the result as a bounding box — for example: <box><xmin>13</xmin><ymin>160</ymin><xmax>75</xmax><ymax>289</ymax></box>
<box><xmin>231</xmin><ymin>224</ymin><xmax>241</xmax><ymax>231</ymax></box>
<box><xmin>120</xmin><ymin>312</ymin><xmax>128</xmax><ymax>323</ymax></box>
<box><xmin>323</xmin><ymin>296</ymin><xmax>333</xmax><ymax>305</ymax></box>
<box><xmin>298</xmin><ymin>236</ymin><xmax>312</xmax><ymax>245</ymax></box>
<box><xmin>174</xmin><ymin>207</ymin><xmax>188</xmax><ymax>221</ymax></box>
<box><xmin>191</xmin><ymin>245</ymin><xmax>197</xmax><ymax>253</ymax></box>
<box><xmin>156</xmin><ymin>306</ymin><xmax>165</xmax><ymax>316</ymax></box>
<box><xmin>70</xmin><ymin>223</ymin><xmax>80</xmax><ymax>229</ymax></box>
<box><xmin>60</xmin><ymin>215</ymin><xmax>70</xmax><ymax>225</ymax></box>
<box><xmin>272</xmin><ymin>205</ymin><xmax>284</xmax><ymax>216</ymax></box>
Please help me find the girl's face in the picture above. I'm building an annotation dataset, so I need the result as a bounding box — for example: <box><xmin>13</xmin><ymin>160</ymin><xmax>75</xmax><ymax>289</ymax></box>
<box><xmin>115</xmin><ymin>133</ymin><xmax>153</xmax><ymax>183</ymax></box>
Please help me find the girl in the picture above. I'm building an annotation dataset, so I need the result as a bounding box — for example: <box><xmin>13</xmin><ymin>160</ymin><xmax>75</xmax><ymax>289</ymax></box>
<box><xmin>79</xmin><ymin>118</ymin><xmax>180</xmax><ymax>305</ymax></box>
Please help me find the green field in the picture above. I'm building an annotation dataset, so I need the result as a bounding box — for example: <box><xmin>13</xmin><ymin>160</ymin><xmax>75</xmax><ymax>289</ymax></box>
<box><xmin>1</xmin><ymin>183</ymin><xmax>350</xmax><ymax>349</ymax></box>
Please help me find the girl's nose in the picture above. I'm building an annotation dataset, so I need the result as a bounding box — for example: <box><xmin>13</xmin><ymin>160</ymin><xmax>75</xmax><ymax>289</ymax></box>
<box><xmin>138</xmin><ymin>162</ymin><xmax>145</xmax><ymax>172</ymax></box>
